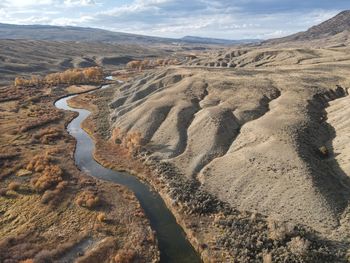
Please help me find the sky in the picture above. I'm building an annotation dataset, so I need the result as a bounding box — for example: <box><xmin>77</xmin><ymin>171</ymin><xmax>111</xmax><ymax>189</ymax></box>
<box><xmin>0</xmin><ymin>0</ymin><xmax>348</xmax><ymax>39</ymax></box>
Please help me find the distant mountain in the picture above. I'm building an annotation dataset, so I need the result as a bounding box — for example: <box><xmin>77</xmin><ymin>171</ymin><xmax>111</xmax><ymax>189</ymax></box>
<box><xmin>0</xmin><ymin>23</ymin><xmax>258</xmax><ymax>46</ymax></box>
<box><xmin>0</xmin><ymin>23</ymin><xmax>174</xmax><ymax>44</ymax></box>
<box><xmin>266</xmin><ymin>10</ymin><xmax>350</xmax><ymax>44</ymax></box>
<box><xmin>180</xmin><ymin>36</ymin><xmax>261</xmax><ymax>45</ymax></box>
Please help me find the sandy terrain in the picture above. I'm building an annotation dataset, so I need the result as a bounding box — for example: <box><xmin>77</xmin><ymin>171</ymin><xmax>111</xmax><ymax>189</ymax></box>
<box><xmin>73</xmin><ymin>82</ymin><xmax>347</xmax><ymax>262</ymax></box>
<box><xmin>105</xmin><ymin>42</ymin><xmax>350</xmax><ymax>261</ymax></box>
<box><xmin>326</xmin><ymin>94</ymin><xmax>350</xmax><ymax>178</ymax></box>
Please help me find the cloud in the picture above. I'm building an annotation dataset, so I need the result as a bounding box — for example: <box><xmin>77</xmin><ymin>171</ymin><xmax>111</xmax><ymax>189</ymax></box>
<box><xmin>88</xmin><ymin>1</ymin><xmax>343</xmax><ymax>38</ymax></box>
<box><xmin>2</xmin><ymin>0</ymin><xmax>54</xmax><ymax>7</ymax></box>
<box><xmin>50</xmin><ymin>15</ymin><xmax>95</xmax><ymax>26</ymax></box>
<box><xmin>0</xmin><ymin>0</ymin><xmax>348</xmax><ymax>39</ymax></box>
<box><xmin>63</xmin><ymin>0</ymin><xmax>96</xmax><ymax>7</ymax></box>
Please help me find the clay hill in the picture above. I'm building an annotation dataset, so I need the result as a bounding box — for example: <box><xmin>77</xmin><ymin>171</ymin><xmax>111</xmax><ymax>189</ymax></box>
<box><xmin>107</xmin><ymin>10</ymin><xmax>350</xmax><ymax>250</ymax></box>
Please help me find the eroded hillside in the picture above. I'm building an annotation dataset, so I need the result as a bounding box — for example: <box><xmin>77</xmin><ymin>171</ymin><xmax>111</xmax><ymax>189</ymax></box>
<box><xmin>108</xmin><ymin>45</ymin><xmax>350</xmax><ymax>244</ymax></box>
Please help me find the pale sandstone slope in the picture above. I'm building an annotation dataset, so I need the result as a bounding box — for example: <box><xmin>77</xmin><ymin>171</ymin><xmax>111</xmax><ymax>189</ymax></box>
<box><xmin>327</xmin><ymin>94</ymin><xmax>350</xmax><ymax>178</ymax></box>
<box><xmin>109</xmin><ymin>60</ymin><xmax>350</xmax><ymax>239</ymax></box>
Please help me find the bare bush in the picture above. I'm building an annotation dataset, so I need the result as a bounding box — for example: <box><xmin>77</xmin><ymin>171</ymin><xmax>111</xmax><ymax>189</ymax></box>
<box><xmin>288</xmin><ymin>236</ymin><xmax>310</xmax><ymax>256</ymax></box>
<box><xmin>268</xmin><ymin>219</ymin><xmax>295</xmax><ymax>241</ymax></box>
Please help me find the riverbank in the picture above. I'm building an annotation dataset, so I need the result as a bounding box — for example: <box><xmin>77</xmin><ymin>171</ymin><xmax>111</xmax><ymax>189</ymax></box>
<box><xmin>68</xmin><ymin>86</ymin><xmax>224</xmax><ymax>262</ymax></box>
<box><xmin>68</xmin><ymin>83</ymin><xmax>349</xmax><ymax>262</ymax></box>
<box><xmin>0</xmin><ymin>83</ymin><xmax>159</xmax><ymax>262</ymax></box>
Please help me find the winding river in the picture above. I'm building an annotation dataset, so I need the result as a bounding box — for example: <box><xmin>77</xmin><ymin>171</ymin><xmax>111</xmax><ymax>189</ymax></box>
<box><xmin>55</xmin><ymin>84</ymin><xmax>201</xmax><ymax>263</ymax></box>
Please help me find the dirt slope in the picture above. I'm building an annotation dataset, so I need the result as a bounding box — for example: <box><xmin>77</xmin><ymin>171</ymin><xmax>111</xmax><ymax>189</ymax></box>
<box><xmin>108</xmin><ymin>50</ymin><xmax>350</xmax><ymax>243</ymax></box>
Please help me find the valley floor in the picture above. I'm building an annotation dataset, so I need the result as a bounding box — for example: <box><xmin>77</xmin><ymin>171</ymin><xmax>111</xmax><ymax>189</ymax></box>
<box><xmin>73</xmin><ymin>61</ymin><xmax>350</xmax><ymax>261</ymax></box>
<box><xmin>0</xmin><ymin>83</ymin><xmax>158</xmax><ymax>262</ymax></box>
<box><xmin>1</xmin><ymin>43</ymin><xmax>350</xmax><ymax>263</ymax></box>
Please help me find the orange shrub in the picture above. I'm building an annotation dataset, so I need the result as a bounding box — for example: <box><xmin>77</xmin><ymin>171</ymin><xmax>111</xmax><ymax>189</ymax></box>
<box><xmin>97</xmin><ymin>212</ymin><xmax>106</xmax><ymax>222</ymax></box>
<box><xmin>31</xmin><ymin>165</ymin><xmax>63</xmax><ymax>192</ymax></box>
<box><xmin>126</xmin><ymin>60</ymin><xmax>142</xmax><ymax>71</ymax></box>
<box><xmin>76</xmin><ymin>191</ymin><xmax>100</xmax><ymax>209</ymax></box>
<box><xmin>112</xmin><ymin>128</ymin><xmax>143</xmax><ymax>155</ymax></box>
<box><xmin>27</xmin><ymin>154</ymin><xmax>64</xmax><ymax>192</ymax></box>
<box><xmin>123</xmin><ymin>132</ymin><xmax>143</xmax><ymax>154</ymax></box>
<box><xmin>82</xmin><ymin>67</ymin><xmax>104</xmax><ymax>82</ymax></box>
<box><xmin>14</xmin><ymin>67</ymin><xmax>104</xmax><ymax>87</ymax></box>
<box><xmin>8</xmin><ymin>182</ymin><xmax>20</xmax><ymax>191</ymax></box>
<box><xmin>26</xmin><ymin>154</ymin><xmax>51</xmax><ymax>171</ymax></box>
<box><xmin>14</xmin><ymin>77</ymin><xmax>27</xmax><ymax>87</ymax></box>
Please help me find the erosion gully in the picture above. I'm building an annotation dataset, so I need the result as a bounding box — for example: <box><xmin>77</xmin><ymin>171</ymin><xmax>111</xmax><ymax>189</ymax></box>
<box><xmin>55</xmin><ymin>82</ymin><xmax>201</xmax><ymax>263</ymax></box>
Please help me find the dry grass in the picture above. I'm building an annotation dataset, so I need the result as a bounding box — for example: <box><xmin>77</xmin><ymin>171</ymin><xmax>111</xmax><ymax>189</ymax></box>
<box><xmin>0</xmin><ymin>75</ymin><xmax>158</xmax><ymax>263</ymax></box>
<box><xmin>34</xmin><ymin>127</ymin><xmax>63</xmax><ymax>144</ymax></box>
<box><xmin>114</xmin><ymin>249</ymin><xmax>136</xmax><ymax>263</ymax></box>
<box><xmin>0</xmin><ymin>153</ymin><xmax>19</xmax><ymax>160</ymax></box>
<box><xmin>0</xmin><ymin>188</ymin><xmax>8</xmax><ymax>196</ymax></box>
<box><xmin>0</xmin><ymin>86</ymin><xmax>22</xmax><ymax>102</ymax></box>
<box><xmin>20</xmin><ymin>111</ymin><xmax>63</xmax><ymax>133</ymax></box>
<box><xmin>40</xmin><ymin>181</ymin><xmax>68</xmax><ymax>204</ymax></box>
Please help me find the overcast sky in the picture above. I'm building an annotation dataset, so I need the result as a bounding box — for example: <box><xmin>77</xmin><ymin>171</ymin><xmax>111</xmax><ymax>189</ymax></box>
<box><xmin>0</xmin><ymin>0</ymin><xmax>348</xmax><ymax>39</ymax></box>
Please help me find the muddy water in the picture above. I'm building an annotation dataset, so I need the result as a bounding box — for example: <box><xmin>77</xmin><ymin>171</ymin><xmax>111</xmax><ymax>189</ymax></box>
<box><xmin>55</xmin><ymin>85</ymin><xmax>201</xmax><ymax>263</ymax></box>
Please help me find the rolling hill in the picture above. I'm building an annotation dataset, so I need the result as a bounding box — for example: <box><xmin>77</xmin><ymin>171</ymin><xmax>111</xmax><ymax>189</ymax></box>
<box><xmin>0</xmin><ymin>23</ymin><xmax>258</xmax><ymax>45</ymax></box>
